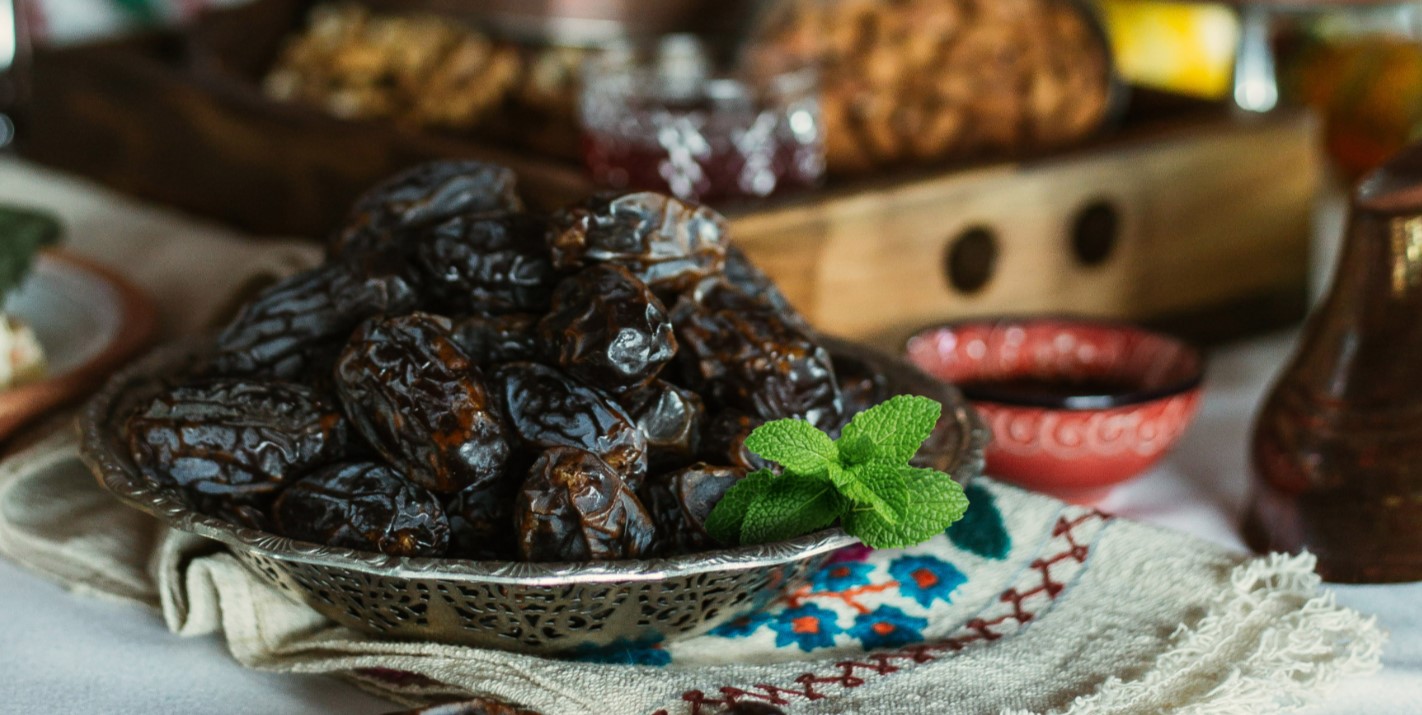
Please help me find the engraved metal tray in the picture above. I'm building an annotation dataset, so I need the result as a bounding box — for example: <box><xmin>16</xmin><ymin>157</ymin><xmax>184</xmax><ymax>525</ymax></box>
<box><xmin>79</xmin><ymin>335</ymin><xmax>987</xmax><ymax>655</ymax></box>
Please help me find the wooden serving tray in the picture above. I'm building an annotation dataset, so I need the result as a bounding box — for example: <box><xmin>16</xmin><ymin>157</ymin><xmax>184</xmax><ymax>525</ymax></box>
<box><xmin>16</xmin><ymin>0</ymin><xmax>1319</xmax><ymax>346</ymax></box>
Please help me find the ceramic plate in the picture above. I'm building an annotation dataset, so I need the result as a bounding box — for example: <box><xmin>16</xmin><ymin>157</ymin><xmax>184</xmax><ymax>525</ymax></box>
<box><xmin>0</xmin><ymin>251</ymin><xmax>157</xmax><ymax>441</ymax></box>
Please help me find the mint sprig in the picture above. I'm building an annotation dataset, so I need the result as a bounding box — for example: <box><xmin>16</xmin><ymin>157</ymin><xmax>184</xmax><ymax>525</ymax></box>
<box><xmin>706</xmin><ymin>395</ymin><xmax>970</xmax><ymax>550</ymax></box>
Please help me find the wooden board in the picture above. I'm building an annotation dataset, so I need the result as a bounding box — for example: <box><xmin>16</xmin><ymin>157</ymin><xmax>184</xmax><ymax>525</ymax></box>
<box><xmin>731</xmin><ymin>111</ymin><xmax>1319</xmax><ymax>349</ymax></box>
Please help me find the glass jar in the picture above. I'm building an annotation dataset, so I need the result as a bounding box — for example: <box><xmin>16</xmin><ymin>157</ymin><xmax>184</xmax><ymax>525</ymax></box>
<box><xmin>578</xmin><ymin>35</ymin><xmax>824</xmax><ymax>205</ymax></box>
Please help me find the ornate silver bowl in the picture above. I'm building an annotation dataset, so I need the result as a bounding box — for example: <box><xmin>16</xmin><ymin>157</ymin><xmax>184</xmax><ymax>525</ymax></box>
<box><xmin>80</xmin><ymin>336</ymin><xmax>987</xmax><ymax>655</ymax></box>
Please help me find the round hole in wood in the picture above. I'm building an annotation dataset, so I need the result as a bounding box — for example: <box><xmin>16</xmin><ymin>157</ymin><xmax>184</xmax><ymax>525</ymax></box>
<box><xmin>1071</xmin><ymin>200</ymin><xmax>1120</xmax><ymax>267</ymax></box>
<box><xmin>944</xmin><ymin>226</ymin><xmax>999</xmax><ymax>294</ymax></box>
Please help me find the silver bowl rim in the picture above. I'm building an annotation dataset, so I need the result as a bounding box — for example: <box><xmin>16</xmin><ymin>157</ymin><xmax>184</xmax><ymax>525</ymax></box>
<box><xmin>80</xmin><ymin>335</ymin><xmax>988</xmax><ymax>586</ymax></box>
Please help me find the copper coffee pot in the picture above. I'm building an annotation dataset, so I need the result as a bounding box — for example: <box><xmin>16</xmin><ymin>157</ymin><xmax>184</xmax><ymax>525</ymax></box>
<box><xmin>1249</xmin><ymin>142</ymin><xmax>1422</xmax><ymax>582</ymax></box>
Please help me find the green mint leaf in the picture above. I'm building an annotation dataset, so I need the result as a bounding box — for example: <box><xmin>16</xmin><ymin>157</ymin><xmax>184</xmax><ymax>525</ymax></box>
<box><xmin>0</xmin><ymin>207</ymin><xmax>62</xmax><ymax>299</ymax></box>
<box><xmin>831</xmin><ymin>462</ymin><xmax>898</xmax><ymax>524</ymax></box>
<box><xmin>843</xmin><ymin>467</ymin><xmax>968</xmax><ymax>549</ymax></box>
<box><xmin>836</xmin><ymin>395</ymin><xmax>941</xmax><ymax>467</ymax></box>
<box><xmin>705</xmin><ymin>469</ymin><xmax>778</xmax><ymax>545</ymax></box>
<box><xmin>740</xmin><ymin>475</ymin><xmax>846</xmax><ymax>545</ymax></box>
<box><xmin>743</xmin><ymin>418</ymin><xmax>837</xmax><ymax>477</ymax></box>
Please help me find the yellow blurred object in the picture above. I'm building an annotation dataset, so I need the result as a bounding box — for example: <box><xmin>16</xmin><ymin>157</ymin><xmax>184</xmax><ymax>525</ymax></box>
<box><xmin>1098</xmin><ymin>0</ymin><xmax>1239</xmax><ymax>98</ymax></box>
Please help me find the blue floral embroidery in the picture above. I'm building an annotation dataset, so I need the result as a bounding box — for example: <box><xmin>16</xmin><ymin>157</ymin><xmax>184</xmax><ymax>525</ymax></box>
<box><xmin>709</xmin><ymin>610</ymin><xmax>773</xmax><ymax>639</ymax></box>
<box><xmin>769</xmin><ymin>604</ymin><xmax>843</xmax><ymax>652</ymax></box>
<box><xmin>810</xmin><ymin>561</ymin><xmax>875</xmax><ymax>592</ymax></box>
<box><xmin>888</xmin><ymin>555</ymin><xmax>966</xmax><ymax>608</ymax></box>
<box><xmin>849</xmin><ymin>606</ymin><xmax>928</xmax><ymax>650</ymax></box>
<box><xmin>570</xmin><ymin>636</ymin><xmax>670</xmax><ymax>666</ymax></box>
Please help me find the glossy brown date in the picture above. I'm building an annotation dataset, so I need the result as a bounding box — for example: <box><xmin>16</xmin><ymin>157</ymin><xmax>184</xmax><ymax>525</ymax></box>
<box><xmin>639</xmin><ymin>463</ymin><xmax>743</xmax><ymax>554</ymax></box>
<box><xmin>538</xmin><ymin>264</ymin><xmax>677</xmax><ymax>393</ymax></box>
<box><xmin>126</xmin><ymin>379</ymin><xmax>349</xmax><ymax>499</ymax></box>
<box><xmin>672</xmin><ymin>279</ymin><xmax>843</xmax><ymax>432</ymax></box>
<box><xmin>331</xmin><ymin>160</ymin><xmax>522</xmax><ymax>258</ymax></box>
<box><xmin>412</xmin><ymin>212</ymin><xmax>556</xmax><ymax>315</ymax></box>
<box><xmin>211</xmin><ymin>260</ymin><xmax>418</xmax><ymax>380</ymax></box>
<box><xmin>445</xmin><ymin>477</ymin><xmax>517</xmax><ymax>560</ymax></box>
<box><xmin>274</xmin><ymin>462</ymin><xmax>450</xmax><ymax>557</ymax></box>
<box><xmin>619</xmin><ymin>379</ymin><xmax>705</xmax><ymax>471</ymax></box>
<box><xmin>493</xmin><ymin>362</ymin><xmax>648</xmax><ymax>488</ymax></box>
<box><xmin>549</xmin><ymin>192</ymin><xmax>727</xmax><ymax>293</ymax></box>
<box><xmin>452</xmin><ymin>313</ymin><xmax>541</xmax><ymax>365</ymax></box>
<box><xmin>514</xmin><ymin>447</ymin><xmax>655</xmax><ymax>562</ymax></box>
<box><xmin>335</xmin><ymin>312</ymin><xmax>510</xmax><ymax>494</ymax></box>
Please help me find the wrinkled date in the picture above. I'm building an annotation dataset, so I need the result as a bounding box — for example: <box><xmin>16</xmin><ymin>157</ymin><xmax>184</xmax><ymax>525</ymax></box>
<box><xmin>831</xmin><ymin>352</ymin><xmax>891</xmax><ymax>436</ymax></box>
<box><xmin>494</xmin><ymin>362</ymin><xmax>648</xmax><ymax>487</ymax></box>
<box><xmin>673</xmin><ymin>279</ymin><xmax>843</xmax><ymax>431</ymax></box>
<box><xmin>127</xmin><ymin>379</ymin><xmax>348</xmax><ymax>499</ymax></box>
<box><xmin>640</xmin><ymin>463</ymin><xmax>743</xmax><ymax>554</ymax></box>
<box><xmin>331</xmin><ymin>160</ymin><xmax>523</xmax><ymax>258</ymax></box>
<box><xmin>619</xmin><ymin>379</ymin><xmax>704</xmax><ymax>471</ymax></box>
<box><xmin>538</xmin><ymin>264</ymin><xmax>677</xmax><ymax>393</ymax></box>
<box><xmin>335</xmin><ymin>313</ymin><xmax>509</xmax><ymax>494</ymax></box>
<box><xmin>413</xmin><ymin>212</ymin><xmax>556</xmax><ymax>315</ymax></box>
<box><xmin>722</xmin><ymin>245</ymin><xmax>809</xmax><ymax>331</ymax></box>
<box><xmin>275</xmin><ymin>462</ymin><xmax>450</xmax><ymax>557</ymax></box>
<box><xmin>701</xmin><ymin>409</ymin><xmax>772</xmax><ymax>473</ymax></box>
<box><xmin>514</xmin><ymin>447</ymin><xmax>654</xmax><ymax>562</ymax></box>
<box><xmin>549</xmin><ymin>193</ymin><xmax>727</xmax><ymax>293</ymax></box>
<box><xmin>452</xmin><ymin>312</ymin><xmax>541</xmax><ymax>365</ymax></box>
<box><xmin>445</xmin><ymin>477</ymin><xmax>517</xmax><ymax>560</ymax></box>
<box><xmin>211</xmin><ymin>260</ymin><xmax>418</xmax><ymax>380</ymax></box>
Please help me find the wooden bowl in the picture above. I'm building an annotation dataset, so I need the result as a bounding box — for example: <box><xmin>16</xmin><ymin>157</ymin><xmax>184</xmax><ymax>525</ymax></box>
<box><xmin>0</xmin><ymin>251</ymin><xmax>157</xmax><ymax>441</ymax></box>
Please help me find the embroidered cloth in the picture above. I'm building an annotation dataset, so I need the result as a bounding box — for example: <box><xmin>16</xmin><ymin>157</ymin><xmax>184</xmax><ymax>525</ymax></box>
<box><xmin>0</xmin><ymin>428</ymin><xmax>1381</xmax><ymax>714</ymax></box>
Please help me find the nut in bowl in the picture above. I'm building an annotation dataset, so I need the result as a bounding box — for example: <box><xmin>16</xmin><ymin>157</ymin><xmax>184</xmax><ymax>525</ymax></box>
<box><xmin>906</xmin><ymin>317</ymin><xmax>1203</xmax><ymax>503</ymax></box>
<box><xmin>81</xmin><ymin>161</ymin><xmax>987</xmax><ymax>655</ymax></box>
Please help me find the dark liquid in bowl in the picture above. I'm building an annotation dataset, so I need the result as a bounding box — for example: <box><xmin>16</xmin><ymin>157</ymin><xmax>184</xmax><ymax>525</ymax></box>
<box><xmin>958</xmin><ymin>377</ymin><xmax>1143</xmax><ymax>407</ymax></box>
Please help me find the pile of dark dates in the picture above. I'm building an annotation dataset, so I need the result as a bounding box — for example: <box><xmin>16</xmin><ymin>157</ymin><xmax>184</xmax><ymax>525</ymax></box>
<box><xmin>125</xmin><ymin>161</ymin><xmax>892</xmax><ymax>563</ymax></box>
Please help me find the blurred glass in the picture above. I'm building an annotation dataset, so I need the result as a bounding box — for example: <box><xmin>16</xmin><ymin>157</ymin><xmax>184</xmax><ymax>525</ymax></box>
<box><xmin>578</xmin><ymin>36</ymin><xmax>824</xmax><ymax>206</ymax></box>
<box><xmin>1276</xmin><ymin>6</ymin><xmax>1422</xmax><ymax>180</ymax></box>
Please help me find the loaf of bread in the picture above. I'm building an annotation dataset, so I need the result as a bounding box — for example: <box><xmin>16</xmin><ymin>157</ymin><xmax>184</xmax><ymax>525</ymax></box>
<box><xmin>756</xmin><ymin>0</ymin><xmax>1114</xmax><ymax>175</ymax></box>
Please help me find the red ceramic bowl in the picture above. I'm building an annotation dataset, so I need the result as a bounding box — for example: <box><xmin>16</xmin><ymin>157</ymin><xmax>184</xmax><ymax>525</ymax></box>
<box><xmin>906</xmin><ymin>317</ymin><xmax>1204</xmax><ymax>502</ymax></box>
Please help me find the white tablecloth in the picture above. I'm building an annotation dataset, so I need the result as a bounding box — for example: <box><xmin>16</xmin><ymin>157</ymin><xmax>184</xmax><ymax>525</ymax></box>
<box><xmin>1</xmin><ymin>162</ymin><xmax>1419</xmax><ymax>714</ymax></box>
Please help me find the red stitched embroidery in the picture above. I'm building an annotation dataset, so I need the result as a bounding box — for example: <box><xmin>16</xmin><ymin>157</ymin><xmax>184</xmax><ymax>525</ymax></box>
<box><xmin>674</xmin><ymin>508</ymin><xmax>1110</xmax><ymax>714</ymax></box>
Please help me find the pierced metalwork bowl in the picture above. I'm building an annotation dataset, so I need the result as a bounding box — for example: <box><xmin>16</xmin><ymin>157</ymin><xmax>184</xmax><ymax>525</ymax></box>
<box><xmin>80</xmin><ymin>335</ymin><xmax>987</xmax><ymax>655</ymax></box>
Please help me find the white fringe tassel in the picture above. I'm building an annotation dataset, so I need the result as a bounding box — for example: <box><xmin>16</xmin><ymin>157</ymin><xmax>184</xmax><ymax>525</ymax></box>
<box><xmin>1008</xmin><ymin>552</ymin><xmax>1385</xmax><ymax>715</ymax></box>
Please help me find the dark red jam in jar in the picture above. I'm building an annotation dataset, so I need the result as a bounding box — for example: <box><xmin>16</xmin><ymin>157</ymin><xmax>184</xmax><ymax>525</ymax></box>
<box><xmin>578</xmin><ymin>37</ymin><xmax>825</xmax><ymax>205</ymax></box>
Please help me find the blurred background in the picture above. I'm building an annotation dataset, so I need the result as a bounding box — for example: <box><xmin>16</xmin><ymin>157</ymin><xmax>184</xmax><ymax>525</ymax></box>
<box><xmin>6</xmin><ymin>0</ymin><xmax>1422</xmax><ymax>349</ymax></box>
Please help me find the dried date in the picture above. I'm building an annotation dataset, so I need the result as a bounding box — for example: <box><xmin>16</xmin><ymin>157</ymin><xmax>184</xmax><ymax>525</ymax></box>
<box><xmin>722</xmin><ymin>244</ymin><xmax>809</xmax><ymax>331</ymax></box>
<box><xmin>538</xmin><ymin>264</ymin><xmax>677</xmax><ymax>393</ymax></box>
<box><xmin>673</xmin><ymin>279</ymin><xmax>843</xmax><ymax>431</ymax></box>
<box><xmin>446</xmin><ymin>477</ymin><xmax>517</xmax><ymax>560</ymax></box>
<box><xmin>412</xmin><ymin>212</ymin><xmax>556</xmax><ymax>315</ymax></box>
<box><xmin>127</xmin><ymin>380</ymin><xmax>348</xmax><ymax>500</ymax></box>
<box><xmin>831</xmin><ymin>352</ymin><xmax>891</xmax><ymax>436</ymax></box>
<box><xmin>331</xmin><ymin>160</ymin><xmax>522</xmax><ymax>258</ymax></box>
<box><xmin>640</xmin><ymin>463</ymin><xmax>743</xmax><ymax>553</ymax></box>
<box><xmin>549</xmin><ymin>193</ymin><xmax>727</xmax><ymax>293</ymax></box>
<box><xmin>210</xmin><ymin>259</ymin><xmax>418</xmax><ymax>380</ymax></box>
<box><xmin>619</xmin><ymin>379</ymin><xmax>704</xmax><ymax>470</ymax></box>
<box><xmin>452</xmin><ymin>313</ymin><xmax>541</xmax><ymax>364</ymax></box>
<box><xmin>701</xmin><ymin>410</ymin><xmax>772</xmax><ymax>473</ymax></box>
<box><xmin>335</xmin><ymin>312</ymin><xmax>510</xmax><ymax>494</ymax></box>
<box><xmin>274</xmin><ymin>462</ymin><xmax>449</xmax><ymax>557</ymax></box>
<box><xmin>514</xmin><ymin>447</ymin><xmax>654</xmax><ymax>562</ymax></box>
<box><xmin>493</xmin><ymin>362</ymin><xmax>648</xmax><ymax>488</ymax></box>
